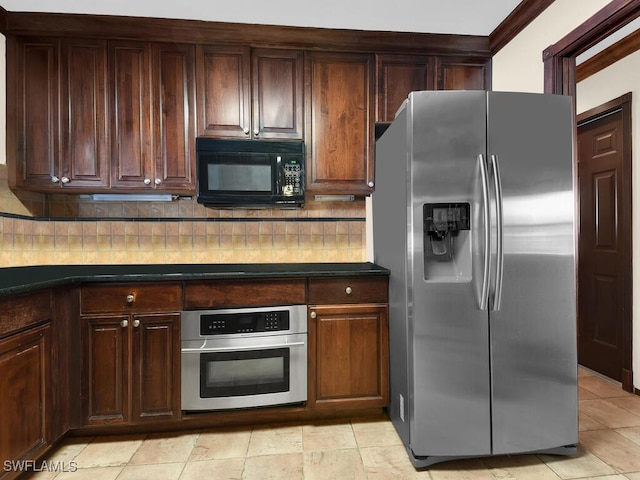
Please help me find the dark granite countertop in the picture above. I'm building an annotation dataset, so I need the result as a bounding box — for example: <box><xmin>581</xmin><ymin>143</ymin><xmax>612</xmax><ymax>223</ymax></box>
<box><xmin>0</xmin><ymin>262</ymin><xmax>389</xmax><ymax>298</ymax></box>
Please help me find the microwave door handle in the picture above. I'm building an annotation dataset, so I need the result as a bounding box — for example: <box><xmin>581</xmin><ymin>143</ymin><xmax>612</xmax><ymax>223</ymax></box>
<box><xmin>275</xmin><ymin>155</ymin><xmax>282</xmax><ymax>194</ymax></box>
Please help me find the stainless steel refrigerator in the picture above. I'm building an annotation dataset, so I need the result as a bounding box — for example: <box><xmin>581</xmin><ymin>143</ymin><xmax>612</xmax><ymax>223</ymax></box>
<box><xmin>372</xmin><ymin>91</ymin><xmax>578</xmax><ymax>468</ymax></box>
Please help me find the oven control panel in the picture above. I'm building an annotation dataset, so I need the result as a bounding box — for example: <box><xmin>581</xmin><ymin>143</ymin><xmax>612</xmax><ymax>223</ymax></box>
<box><xmin>200</xmin><ymin>310</ymin><xmax>291</xmax><ymax>335</ymax></box>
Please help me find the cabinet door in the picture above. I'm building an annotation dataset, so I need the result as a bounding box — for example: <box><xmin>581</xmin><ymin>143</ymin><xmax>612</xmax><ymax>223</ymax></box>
<box><xmin>109</xmin><ymin>40</ymin><xmax>154</xmax><ymax>189</ymax></box>
<box><xmin>376</xmin><ymin>54</ymin><xmax>435</xmax><ymax>122</ymax></box>
<box><xmin>152</xmin><ymin>43</ymin><xmax>196</xmax><ymax>191</ymax></box>
<box><xmin>437</xmin><ymin>57</ymin><xmax>490</xmax><ymax>91</ymax></box>
<box><xmin>60</xmin><ymin>38</ymin><xmax>110</xmax><ymax>189</ymax></box>
<box><xmin>196</xmin><ymin>45</ymin><xmax>251</xmax><ymax>138</ymax></box>
<box><xmin>306</xmin><ymin>52</ymin><xmax>375</xmax><ymax>195</ymax></box>
<box><xmin>252</xmin><ymin>49</ymin><xmax>304</xmax><ymax>139</ymax></box>
<box><xmin>82</xmin><ymin>315</ymin><xmax>130</xmax><ymax>425</ymax></box>
<box><xmin>309</xmin><ymin>304</ymin><xmax>389</xmax><ymax>409</ymax></box>
<box><xmin>10</xmin><ymin>37</ymin><xmax>59</xmax><ymax>189</ymax></box>
<box><xmin>131</xmin><ymin>313</ymin><xmax>181</xmax><ymax>422</ymax></box>
<box><xmin>0</xmin><ymin>324</ymin><xmax>51</xmax><ymax>464</ymax></box>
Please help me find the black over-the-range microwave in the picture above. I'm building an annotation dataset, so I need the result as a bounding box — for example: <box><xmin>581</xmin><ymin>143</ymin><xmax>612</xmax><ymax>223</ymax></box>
<box><xmin>196</xmin><ymin>138</ymin><xmax>305</xmax><ymax>207</ymax></box>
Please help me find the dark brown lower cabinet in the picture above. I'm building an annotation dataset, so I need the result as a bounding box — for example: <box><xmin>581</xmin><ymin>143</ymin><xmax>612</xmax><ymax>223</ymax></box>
<box><xmin>0</xmin><ymin>273</ymin><xmax>388</xmax><ymax>465</ymax></box>
<box><xmin>309</xmin><ymin>304</ymin><xmax>389</xmax><ymax>409</ymax></box>
<box><xmin>0</xmin><ymin>324</ymin><xmax>51</xmax><ymax>477</ymax></box>
<box><xmin>81</xmin><ymin>313</ymin><xmax>180</xmax><ymax>426</ymax></box>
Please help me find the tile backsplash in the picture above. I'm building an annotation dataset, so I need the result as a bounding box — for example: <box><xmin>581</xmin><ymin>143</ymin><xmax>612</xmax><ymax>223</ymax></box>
<box><xmin>0</xmin><ymin>166</ymin><xmax>366</xmax><ymax>267</ymax></box>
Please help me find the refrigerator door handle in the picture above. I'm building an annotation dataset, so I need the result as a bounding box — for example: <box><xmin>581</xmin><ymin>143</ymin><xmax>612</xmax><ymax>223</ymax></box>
<box><xmin>490</xmin><ymin>154</ymin><xmax>504</xmax><ymax>310</ymax></box>
<box><xmin>478</xmin><ymin>154</ymin><xmax>491</xmax><ymax>311</ymax></box>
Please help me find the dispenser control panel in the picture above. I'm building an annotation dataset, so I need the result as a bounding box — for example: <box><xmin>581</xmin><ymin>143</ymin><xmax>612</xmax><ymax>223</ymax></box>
<box><xmin>424</xmin><ymin>203</ymin><xmax>471</xmax><ymax>238</ymax></box>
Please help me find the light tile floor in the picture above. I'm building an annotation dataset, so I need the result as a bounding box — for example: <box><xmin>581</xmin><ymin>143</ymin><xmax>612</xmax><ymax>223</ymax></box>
<box><xmin>22</xmin><ymin>367</ymin><xmax>640</xmax><ymax>480</ymax></box>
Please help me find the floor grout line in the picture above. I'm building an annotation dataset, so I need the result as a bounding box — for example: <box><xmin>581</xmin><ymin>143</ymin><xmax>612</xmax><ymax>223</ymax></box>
<box><xmin>23</xmin><ymin>367</ymin><xmax>640</xmax><ymax>480</ymax></box>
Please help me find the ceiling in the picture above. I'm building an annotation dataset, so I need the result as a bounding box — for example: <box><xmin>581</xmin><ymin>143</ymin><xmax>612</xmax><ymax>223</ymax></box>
<box><xmin>0</xmin><ymin>0</ymin><xmax>524</xmax><ymax>36</ymax></box>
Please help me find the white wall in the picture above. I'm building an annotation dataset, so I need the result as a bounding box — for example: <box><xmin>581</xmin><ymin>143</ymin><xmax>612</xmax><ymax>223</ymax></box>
<box><xmin>492</xmin><ymin>0</ymin><xmax>610</xmax><ymax>93</ymax></box>
<box><xmin>494</xmin><ymin>0</ymin><xmax>639</xmax><ymax>389</ymax></box>
<box><xmin>577</xmin><ymin>52</ymin><xmax>640</xmax><ymax>389</ymax></box>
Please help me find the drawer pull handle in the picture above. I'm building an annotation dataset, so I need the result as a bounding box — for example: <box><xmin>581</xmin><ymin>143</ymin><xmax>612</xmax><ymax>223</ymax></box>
<box><xmin>133</xmin><ymin>319</ymin><xmax>140</xmax><ymax>328</ymax></box>
<box><xmin>126</xmin><ymin>294</ymin><xmax>135</xmax><ymax>303</ymax></box>
<box><xmin>310</xmin><ymin>311</ymin><xmax>317</xmax><ymax>319</ymax></box>
<box><xmin>120</xmin><ymin>319</ymin><xmax>129</xmax><ymax>328</ymax></box>
<box><xmin>345</xmin><ymin>286</ymin><xmax>353</xmax><ymax>295</ymax></box>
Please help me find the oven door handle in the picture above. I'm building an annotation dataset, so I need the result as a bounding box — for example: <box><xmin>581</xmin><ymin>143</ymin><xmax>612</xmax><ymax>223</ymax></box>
<box><xmin>181</xmin><ymin>341</ymin><xmax>306</xmax><ymax>353</ymax></box>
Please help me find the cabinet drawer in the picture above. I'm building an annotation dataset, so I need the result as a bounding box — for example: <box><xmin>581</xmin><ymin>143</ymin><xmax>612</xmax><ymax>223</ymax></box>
<box><xmin>0</xmin><ymin>290</ymin><xmax>51</xmax><ymax>338</ymax></box>
<box><xmin>184</xmin><ymin>279</ymin><xmax>306</xmax><ymax>309</ymax></box>
<box><xmin>81</xmin><ymin>283</ymin><xmax>182</xmax><ymax>314</ymax></box>
<box><xmin>308</xmin><ymin>276</ymin><xmax>388</xmax><ymax>304</ymax></box>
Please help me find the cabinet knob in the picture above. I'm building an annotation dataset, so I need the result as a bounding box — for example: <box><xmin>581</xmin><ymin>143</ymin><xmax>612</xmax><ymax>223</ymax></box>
<box><xmin>154</xmin><ymin>178</ymin><xmax>162</xmax><ymax>185</ymax></box>
<box><xmin>144</xmin><ymin>178</ymin><xmax>151</xmax><ymax>185</ymax></box>
<box><xmin>51</xmin><ymin>175</ymin><xmax>60</xmax><ymax>183</ymax></box>
<box><xmin>310</xmin><ymin>311</ymin><xmax>317</xmax><ymax>319</ymax></box>
<box><xmin>345</xmin><ymin>286</ymin><xmax>353</xmax><ymax>295</ymax></box>
<box><xmin>253</xmin><ymin>129</ymin><xmax>259</xmax><ymax>136</ymax></box>
<box><xmin>243</xmin><ymin>127</ymin><xmax>250</xmax><ymax>134</ymax></box>
<box><xmin>61</xmin><ymin>176</ymin><xmax>70</xmax><ymax>184</ymax></box>
<box><xmin>368</xmin><ymin>181</ymin><xmax>374</xmax><ymax>188</ymax></box>
<box><xmin>120</xmin><ymin>319</ymin><xmax>129</xmax><ymax>328</ymax></box>
<box><xmin>126</xmin><ymin>294</ymin><xmax>135</xmax><ymax>303</ymax></box>
<box><xmin>133</xmin><ymin>318</ymin><xmax>140</xmax><ymax>328</ymax></box>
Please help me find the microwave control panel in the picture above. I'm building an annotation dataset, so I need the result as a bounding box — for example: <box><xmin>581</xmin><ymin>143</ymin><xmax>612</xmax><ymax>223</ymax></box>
<box><xmin>282</xmin><ymin>160</ymin><xmax>303</xmax><ymax>196</ymax></box>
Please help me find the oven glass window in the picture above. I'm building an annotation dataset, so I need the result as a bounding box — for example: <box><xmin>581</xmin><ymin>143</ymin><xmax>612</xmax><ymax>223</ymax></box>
<box><xmin>200</xmin><ymin>348</ymin><xmax>290</xmax><ymax>398</ymax></box>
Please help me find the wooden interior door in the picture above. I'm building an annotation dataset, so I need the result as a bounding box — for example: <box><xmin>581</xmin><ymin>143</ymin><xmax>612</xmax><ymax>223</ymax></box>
<box><xmin>577</xmin><ymin>95</ymin><xmax>632</xmax><ymax>389</ymax></box>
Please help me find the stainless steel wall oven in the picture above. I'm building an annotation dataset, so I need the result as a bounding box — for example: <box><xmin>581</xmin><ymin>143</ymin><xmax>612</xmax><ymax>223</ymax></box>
<box><xmin>181</xmin><ymin>305</ymin><xmax>307</xmax><ymax>411</ymax></box>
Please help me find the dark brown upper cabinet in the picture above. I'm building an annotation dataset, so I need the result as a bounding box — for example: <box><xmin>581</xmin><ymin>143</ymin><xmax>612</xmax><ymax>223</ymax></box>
<box><xmin>196</xmin><ymin>46</ymin><xmax>304</xmax><ymax>140</ymax></box>
<box><xmin>11</xmin><ymin>37</ymin><xmax>195</xmax><ymax>194</ymax></box>
<box><xmin>306</xmin><ymin>52</ymin><xmax>375</xmax><ymax>195</ymax></box>
<box><xmin>436</xmin><ymin>56</ymin><xmax>490</xmax><ymax>91</ymax></box>
<box><xmin>6</xmin><ymin>14</ymin><xmax>491</xmax><ymax>200</ymax></box>
<box><xmin>110</xmin><ymin>41</ymin><xmax>195</xmax><ymax>192</ymax></box>
<box><xmin>376</xmin><ymin>54</ymin><xmax>435</xmax><ymax>123</ymax></box>
<box><xmin>109</xmin><ymin>41</ymin><xmax>153</xmax><ymax>190</ymax></box>
<box><xmin>60</xmin><ymin>39</ymin><xmax>110</xmax><ymax>189</ymax></box>
<box><xmin>10</xmin><ymin>36</ymin><xmax>60</xmax><ymax>191</ymax></box>
<box><xmin>152</xmin><ymin>43</ymin><xmax>196</xmax><ymax>191</ymax></box>
<box><xmin>12</xmin><ymin>37</ymin><xmax>111</xmax><ymax>191</ymax></box>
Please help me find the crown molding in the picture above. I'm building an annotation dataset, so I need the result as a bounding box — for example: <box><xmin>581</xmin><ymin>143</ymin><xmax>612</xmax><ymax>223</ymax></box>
<box><xmin>5</xmin><ymin>11</ymin><xmax>490</xmax><ymax>56</ymax></box>
<box><xmin>490</xmin><ymin>0</ymin><xmax>555</xmax><ymax>55</ymax></box>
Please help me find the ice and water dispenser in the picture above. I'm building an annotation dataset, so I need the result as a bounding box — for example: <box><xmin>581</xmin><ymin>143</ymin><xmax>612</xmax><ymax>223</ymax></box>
<box><xmin>423</xmin><ymin>203</ymin><xmax>472</xmax><ymax>282</ymax></box>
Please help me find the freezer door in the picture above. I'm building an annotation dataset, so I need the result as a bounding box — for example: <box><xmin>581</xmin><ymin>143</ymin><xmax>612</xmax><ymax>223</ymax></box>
<box><xmin>408</xmin><ymin>91</ymin><xmax>492</xmax><ymax>458</ymax></box>
<box><xmin>487</xmin><ymin>92</ymin><xmax>578</xmax><ymax>455</ymax></box>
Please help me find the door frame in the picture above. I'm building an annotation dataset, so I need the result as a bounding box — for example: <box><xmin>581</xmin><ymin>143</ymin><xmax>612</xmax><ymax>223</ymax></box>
<box><xmin>543</xmin><ymin>0</ymin><xmax>637</xmax><ymax>391</ymax></box>
<box><xmin>576</xmin><ymin>93</ymin><xmax>633</xmax><ymax>391</ymax></box>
